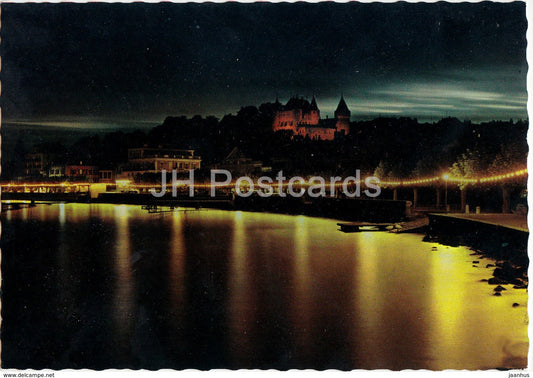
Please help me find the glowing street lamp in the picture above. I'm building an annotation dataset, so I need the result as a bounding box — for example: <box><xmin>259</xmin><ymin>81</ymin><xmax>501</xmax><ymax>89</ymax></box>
<box><xmin>442</xmin><ymin>174</ymin><xmax>449</xmax><ymax>212</ymax></box>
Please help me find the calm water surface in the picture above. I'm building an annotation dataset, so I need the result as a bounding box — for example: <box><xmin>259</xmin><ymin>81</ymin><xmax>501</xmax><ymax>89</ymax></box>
<box><xmin>1</xmin><ymin>203</ymin><xmax>528</xmax><ymax>369</ymax></box>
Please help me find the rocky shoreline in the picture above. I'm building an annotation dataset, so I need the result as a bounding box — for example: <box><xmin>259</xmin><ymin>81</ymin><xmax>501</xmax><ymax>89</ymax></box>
<box><xmin>469</xmin><ymin>250</ymin><xmax>529</xmax><ymax>300</ymax></box>
<box><xmin>426</xmin><ymin>238</ymin><xmax>528</xmax><ymax>303</ymax></box>
<box><xmin>426</xmin><ymin>213</ymin><xmax>528</xmax><ymax>303</ymax></box>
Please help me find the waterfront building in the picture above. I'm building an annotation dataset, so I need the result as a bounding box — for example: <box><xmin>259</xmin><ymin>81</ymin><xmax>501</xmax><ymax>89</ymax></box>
<box><xmin>120</xmin><ymin>148</ymin><xmax>201</xmax><ymax>179</ymax></box>
<box><xmin>272</xmin><ymin>95</ymin><xmax>351</xmax><ymax>140</ymax></box>
<box><xmin>98</xmin><ymin>169</ymin><xmax>115</xmax><ymax>183</ymax></box>
<box><xmin>24</xmin><ymin>147</ymin><xmax>65</xmax><ymax>179</ymax></box>
<box><xmin>24</xmin><ymin>152</ymin><xmax>51</xmax><ymax>177</ymax></box>
<box><xmin>48</xmin><ymin>165</ymin><xmax>65</xmax><ymax>178</ymax></box>
<box><xmin>65</xmin><ymin>164</ymin><xmax>100</xmax><ymax>182</ymax></box>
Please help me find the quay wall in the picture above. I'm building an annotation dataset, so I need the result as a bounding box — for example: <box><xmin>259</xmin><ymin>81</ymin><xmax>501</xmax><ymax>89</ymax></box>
<box><xmin>233</xmin><ymin>195</ymin><xmax>406</xmax><ymax>222</ymax></box>
<box><xmin>427</xmin><ymin>214</ymin><xmax>528</xmax><ymax>265</ymax></box>
<box><xmin>2</xmin><ymin>192</ymin><xmax>90</xmax><ymax>202</ymax></box>
<box><xmin>2</xmin><ymin>191</ymin><xmax>407</xmax><ymax>222</ymax></box>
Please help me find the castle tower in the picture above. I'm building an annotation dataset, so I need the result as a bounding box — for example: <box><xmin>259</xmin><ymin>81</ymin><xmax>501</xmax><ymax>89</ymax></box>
<box><xmin>310</xmin><ymin>94</ymin><xmax>318</xmax><ymax>110</ymax></box>
<box><xmin>334</xmin><ymin>95</ymin><xmax>351</xmax><ymax>135</ymax></box>
<box><xmin>272</xmin><ymin>95</ymin><xmax>342</xmax><ymax>140</ymax></box>
<box><xmin>306</xmin><ymin>94</ymin><xmax>320</xmax><ymax>125</ymax></box>
<box><xmin>275</xmin><ymin>94</ymin><xmax>281</xmax><ymax>108</ymax></box>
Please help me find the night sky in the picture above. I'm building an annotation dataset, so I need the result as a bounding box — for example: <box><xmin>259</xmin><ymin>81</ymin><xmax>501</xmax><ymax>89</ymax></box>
<box><xmin>1</xmin><ymin>2</ymin><xmax>527</xmax><ymax>128</ymax></box>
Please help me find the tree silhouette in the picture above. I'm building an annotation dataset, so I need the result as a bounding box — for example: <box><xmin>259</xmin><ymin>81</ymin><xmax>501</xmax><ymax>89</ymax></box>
<box><xmin>488</xmin><ymin>141</ymin><xmax>528</xmax><ymax>213</ymax></box>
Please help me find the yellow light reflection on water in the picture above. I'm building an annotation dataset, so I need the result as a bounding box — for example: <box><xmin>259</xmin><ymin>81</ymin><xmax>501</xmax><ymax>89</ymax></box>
<box><xmin>352</xmin><ymin>231</ymin><xmax>388</xmax><ymax>368</ymax></box>
<box><xmin>56</xmin><ymin>202</ymin><xmax>72</xmax><ymax>317</ymax></box>
<box><xmin>20</xmin><ymin>203</ymin><xmax>29</xmax><ymax>222</ymax></box>
<box><xmin>346</xmin><ymin>232</ymin><xmax>528</xmax><ymax>370</ymax></box>
<box><xmin>39</xmin><ymin>202</ymin><xmax>48</xmax><ymax>221</ymax></box>
<box><xmin>4</xmin><ymin>205</ymin><xmax>527</xmax><ymax>369</ymax></box>
<box><xmin>96</xmin><ymin>203</ymin><xmax>117</xmax><ymax>220</ymax></box>
<box><xmin>427</xmin><ymin>245</ymin><xmax>466</xmax><ymax>366</ymax></box>
<box><xmin>168</xmin><ymin>211</ymin><xmax>186</xmax><ymax>331</ymax></box>
<box><xmin>427</xmin><ymin>244</ymin><xmax>528</xmax><ymax>369</ymax></box>
<box><xmin>291</xmin><ymin>215</ymin><xmax>312</xmax><ymax>357</ymax></box>
<box><xmin>227</xmin><ymin>210</ymin><xmax>255</xmax><ymax>364</ymax></box>
<box><xmin>67</xmin><ymin>203</ymin><xmax>91</xmax><ymax>223</ymax></box>
<box><xmin>59</xmin><ymin>203</ymin><xmax>66</xmax><ymax>226</ymax></box>
<box><xmin>113</xmin><ymin>205</ymin><xmax>135</xmax><ymax>350</ymax></box>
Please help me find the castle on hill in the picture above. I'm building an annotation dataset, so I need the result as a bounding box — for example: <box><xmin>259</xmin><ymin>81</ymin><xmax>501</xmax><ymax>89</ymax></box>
<box><xmin>272</xmin><ymin>95</ymin><xmax>351</xmax><ymax>140</ymax></box>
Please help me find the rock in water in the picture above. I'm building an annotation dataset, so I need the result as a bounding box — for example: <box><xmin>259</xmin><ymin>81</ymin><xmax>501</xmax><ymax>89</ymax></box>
<box><xmin>488</xmin><ymin>277</ymin><xmax>507</xmax><ymax>285</ymax></box>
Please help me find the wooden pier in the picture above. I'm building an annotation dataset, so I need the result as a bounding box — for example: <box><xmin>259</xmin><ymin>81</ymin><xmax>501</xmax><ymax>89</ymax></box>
<box><xmin>338</xmin><ymin>216</ymin><xmax>429</xmax><ymax>233</ymax></box>
<box><xmin>389</xmin><ymin>217</ymin><xmax>429</xmax><ymax>233</ymax></box>
<box><xmin>141</xmin><ymin>204</ymin><xmax>201</xmax><ymax>214</ymax></box>
<box><xmin>337</xmin><ymin>222</ymin><xmax>395</xmax><ymax>232</ymax></box>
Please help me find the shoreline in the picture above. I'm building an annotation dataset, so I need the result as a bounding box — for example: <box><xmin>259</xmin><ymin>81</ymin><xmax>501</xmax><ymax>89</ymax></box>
<box><xmin>426</xmin><ymin>214</ymin><xmax>528</xmax><ymax>293</ymax></box>
<box><xmin>2</xmin><ymin>191</ymin><xmax>408</xmax><ymax>223</ymax></box>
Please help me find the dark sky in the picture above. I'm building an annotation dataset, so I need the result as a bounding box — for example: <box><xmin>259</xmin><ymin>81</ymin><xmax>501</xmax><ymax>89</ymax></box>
<box><xmin>1</xmin><ymin>2</ymin><xmax>527</xmax><ymax>128</ymax></box>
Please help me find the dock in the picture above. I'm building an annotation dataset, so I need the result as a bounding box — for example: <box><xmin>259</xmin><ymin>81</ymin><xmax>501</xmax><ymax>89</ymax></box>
<box><xmin>337</xmin><ymin>222</ymin><xmax>395</xmax><ymax>232</ymax></box>
<box><xmin>389</xmin><ymin>216</ymin><xmax>429</xmax><ymax>233</ymax></box>
<box><xmin>141</xmin><ymin>204</ymin><xmax>201</xmax><ymax>214</ymax></box>
<box><xmin>427</xmin><ymin>213</ymin><xmax>528</xmax><ymax>262</ymax></box>
<box><xmin>429</xmin><ymin>213</ymin><xmax>528</xmax><ymax>233</ymax></box>
<box><xmin>338</xmin><ymin>216</ymin><xmax>429</xmax><ymax>233</ymax></box>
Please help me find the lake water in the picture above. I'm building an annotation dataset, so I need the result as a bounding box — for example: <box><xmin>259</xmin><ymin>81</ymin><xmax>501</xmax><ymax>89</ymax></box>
<box><xmin>1</xmin><ymin>203</ymin><xmax>528</xmax><ymax>370</ymax></box>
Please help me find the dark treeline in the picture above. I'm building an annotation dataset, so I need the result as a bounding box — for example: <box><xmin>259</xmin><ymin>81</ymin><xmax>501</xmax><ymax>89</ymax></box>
<box><xmin>4</xmin><ymin>101</ymin><xmax>528</xmax><ymax>180</ymax></box>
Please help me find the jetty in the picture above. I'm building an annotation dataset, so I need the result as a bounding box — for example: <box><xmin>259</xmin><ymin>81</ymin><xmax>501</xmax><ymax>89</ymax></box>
<box><xmin>427</xmin><ymin>213</ymin><xmax>528</xmax><ymax>263</ymax></box>
<box><xmin>337</xmin><ymin>222</ymin><xmax>395</xmax><ymax>232</ymax></box>
<box><xmin>141</xmin><ymin>204</ymin><xmax>201</xmax><ymax>214</ymax></box>
<box><xmin>338</xmin><ymin>216</ymin><xmax>429</xmax><ymax>233</ymax></box>
<box><xmin>389</xmin><ymin>216</ymin><xmax>429</xmax><ymax>233</ymax></box>
<box><xmin>429</xmin><ymin>213</ymin><xmax>528</xmax><ymax>233</ymax></box>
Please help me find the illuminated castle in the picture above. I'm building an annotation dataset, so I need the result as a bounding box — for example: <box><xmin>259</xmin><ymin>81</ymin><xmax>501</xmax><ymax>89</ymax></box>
<box><xmin>272</xmin><ymin>95</ymin><xmax>351</xmax><ymax>140</ymax></box>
